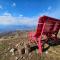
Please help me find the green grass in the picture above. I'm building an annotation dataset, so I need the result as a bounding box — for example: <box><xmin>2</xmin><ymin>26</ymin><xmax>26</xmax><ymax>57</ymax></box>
<box><xmin>0</xmin><ymin>41</ymin><xmax>9</xmax><ymax>54</ymax></box>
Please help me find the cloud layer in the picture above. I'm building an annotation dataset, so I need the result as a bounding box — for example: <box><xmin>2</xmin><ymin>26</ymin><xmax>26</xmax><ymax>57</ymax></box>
<box><xmin>0</xmin><ymin>12</ymin><xmax>38</xmax><ymax>26</ymax></box>
<box><xmin>0</xmin><ymin>6</ymin><xmax>60</xmax><ymax>26</ymax></box>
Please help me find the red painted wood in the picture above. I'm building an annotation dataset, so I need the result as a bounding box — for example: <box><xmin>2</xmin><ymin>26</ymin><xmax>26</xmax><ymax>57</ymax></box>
<box><xmin>28</xmin><ymin>16</ymin><xmax>60</xmax><ymax>54</ymax></box>
<box><xmin>35</xmin><ymin>16</ymin><xmax>60</xmax><ymax>38</ymax></box>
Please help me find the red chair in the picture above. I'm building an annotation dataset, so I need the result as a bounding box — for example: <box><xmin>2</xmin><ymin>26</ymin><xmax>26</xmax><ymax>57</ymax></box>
<box><xmin>28</xmin><ymin>16</ymin><xmax>60</xmax><ymax>54</ymax></box>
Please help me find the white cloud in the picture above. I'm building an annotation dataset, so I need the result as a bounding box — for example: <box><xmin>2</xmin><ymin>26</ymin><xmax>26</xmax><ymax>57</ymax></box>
<box><xmin>12</xmin><ymin>2</ymin><xmax>16</xmax><ymax>7</ymax></box>
<box><xmin>19</xmin><ymin>14</ymin><xmax>23</xmax><ymax>17</ymax></box>
<box><xmin>47</xmin><ymin>6</ymin><xmax>52</xmax><ymax>10</ymax></box>
<box><xmin>0</xmin><ymin>5</ymin><xmax>3</xmax><ymax>9</ymax></box>
<box><xmin>39</xmin><ymin>6</ymin><xmax>60</xmax><ymax>19</ymax></box>
<box><xmin>3</xmin><ymin>12</ymin><xmax>12</xmax><ymax>16</ymax></box>
<box><xmin>0</xmin><ymin>12</ymin><xmax>38</xmax><ymax>26</ymax></box>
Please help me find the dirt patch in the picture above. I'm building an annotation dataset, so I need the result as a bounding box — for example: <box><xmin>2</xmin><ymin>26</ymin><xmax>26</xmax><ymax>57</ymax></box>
<box><xmin>0</xmin><ymin>31</ymin><xmax>60</xmax><ymax>60</ymax></box>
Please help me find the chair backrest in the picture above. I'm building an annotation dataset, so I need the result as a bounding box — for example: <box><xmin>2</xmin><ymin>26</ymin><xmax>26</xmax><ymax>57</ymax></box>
<box><xmin>35</xmin><ymin>16</ymin><xmax>60</xmax><ymax>38</ymax></box>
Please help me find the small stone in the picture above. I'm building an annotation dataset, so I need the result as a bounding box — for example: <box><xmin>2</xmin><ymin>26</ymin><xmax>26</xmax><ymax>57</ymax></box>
<box><xmin>10</xmin><ymin>48</ymin><xmax>15</xmax><ymax>55</ymax></box>
<box><xmin>15</xmin><ymin>57</ymin><xmax>18</xmax><ymax>60</ymax></box>
<box><xmin>45</xmin><ymin>51</ymin><xmax>48</xmax><ymax>54</ymax></box>
<box><xmin>16</xmin><ymin>44</ymin><xmax>19</xmax><ymax>47</ymax></box>
<box><xmin>29</xmin><ymin>53</ymin><xmax>31</xmax><ymax>56</ymax></box>
<box><xmin>10</xmin><ymin>48</ymin><xmax>14</xmax><ymax>52</ymax></box>
<box><xmin>23</xmin><ymin>57</ymin><xmax>25</xmax><ymax>59</ymax></box>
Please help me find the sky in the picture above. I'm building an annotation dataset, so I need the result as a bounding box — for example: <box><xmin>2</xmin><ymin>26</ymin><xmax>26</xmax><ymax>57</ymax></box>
<box><xmin>0</xmin><ymin>0</ymin><xmax>60</xmax><ymax>31</ymax></box>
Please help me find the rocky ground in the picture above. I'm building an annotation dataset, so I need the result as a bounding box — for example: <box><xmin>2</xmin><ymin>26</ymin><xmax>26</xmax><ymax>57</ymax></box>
<box><xmin>0</xmin><ymin>30</ymin><xmax>60</xmax><ymax>60</ymax></box>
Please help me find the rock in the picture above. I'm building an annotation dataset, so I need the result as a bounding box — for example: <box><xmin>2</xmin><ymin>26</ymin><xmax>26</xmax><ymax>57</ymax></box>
<box><xmin>15</xmin><ymin>44</ymin><xmax>19</xmax><ymax>47</ymax></box>
<box><xmin>21</xmin><ymin>57</ymin><xmax>25</xmax><ymax>59</ymax></box>
<box><xmin>15</xmin><ymin>57</ymin><xmax>18</xmax><ymax>60</ymax></box>
<box><xmin>24</xmin><ymin>43</ymin><xmax>30</xmax><ymax>54</ymax></box>
<box><xmin>45</xmin><ymin>51</ymin><xmax>48</xmax><ymax>54</ymax></box>
<box><xmin>10</xmin><ymin>48</ymin><xmax>15</xmax><ymax>55</ymax></box>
